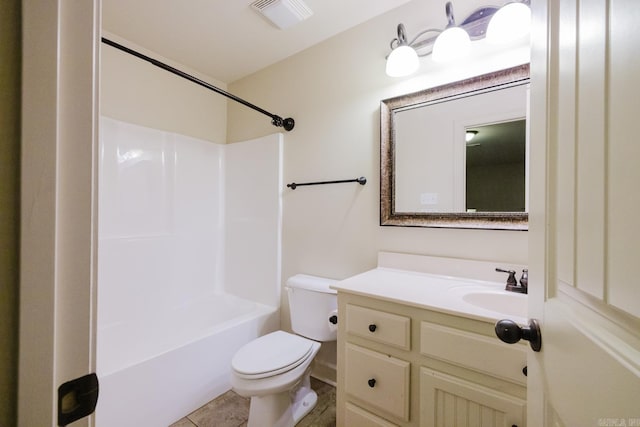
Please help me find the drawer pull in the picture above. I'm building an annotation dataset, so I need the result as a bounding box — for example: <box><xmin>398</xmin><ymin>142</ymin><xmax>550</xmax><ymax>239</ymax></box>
<box><xmin>368</xmin><ymin>324</ymin><xmax>377</xmax><ymax>332</ymax></box>
<box><xmin>367</xmin><ymin>378</ymin><xmax>376</xmax><ymax>388</ymax></box>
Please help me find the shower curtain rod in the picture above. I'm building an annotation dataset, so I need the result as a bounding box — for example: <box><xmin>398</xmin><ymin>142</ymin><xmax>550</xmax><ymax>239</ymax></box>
<box><xmin>101</xmin><ymin>37</ymin><xmax>295</xmax><ymax>131</ymax></box>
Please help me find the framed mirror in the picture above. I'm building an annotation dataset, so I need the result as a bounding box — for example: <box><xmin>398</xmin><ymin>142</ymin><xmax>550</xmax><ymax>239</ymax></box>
<box><xmin>380</xmin><ymin>64</ymin><xmax>530</xmax><ymax>230</ymax></box>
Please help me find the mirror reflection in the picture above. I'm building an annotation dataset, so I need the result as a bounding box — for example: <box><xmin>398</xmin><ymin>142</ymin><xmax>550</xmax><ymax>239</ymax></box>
<box><xmin>465</xmin><ymin>120</ymin><xmax>526</xmax><ymax>213</ymax></box>
<box><xmin>380</xmin><ymin>64</ymin><xmax>530</xmax><ymax>230</ymax></box>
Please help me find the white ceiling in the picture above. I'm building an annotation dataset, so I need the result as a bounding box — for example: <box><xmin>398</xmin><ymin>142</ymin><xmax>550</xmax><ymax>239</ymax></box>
<box><xmin>102</xmin><ymin>0</ymin><xmax>413</xmax><ymax>84</ymax></box>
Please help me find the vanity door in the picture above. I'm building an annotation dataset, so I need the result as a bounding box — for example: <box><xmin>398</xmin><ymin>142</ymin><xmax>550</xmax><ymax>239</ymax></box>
<box><xmin>529</xmin><ymin>0</ymin><xmax>640</xmax><ymax>425</ymax></box>
<box><xmin>419</xmin><ymin>367</ymin><xmax>525</xmax><ymax>427</ymax></box>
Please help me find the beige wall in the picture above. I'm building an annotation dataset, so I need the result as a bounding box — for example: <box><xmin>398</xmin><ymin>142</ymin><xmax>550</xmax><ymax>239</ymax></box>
<box><xmin>0</xmin><ymin>0</ymin><xmax>21</xmax><ymax>424</ymax></box>
<box><xmin>228</xmin><ymin>0</ymin><xmax>529</xmax><ymax>289</ymax></box>
<box><xmin>227</xmin><ymin>0</ymin><xmax>529</xmax><ymax>381</ymax></box>
<box><xmin>100</xmin><ymin>33</ymin><xmax>228</xmax><ymax>143</ymax></box>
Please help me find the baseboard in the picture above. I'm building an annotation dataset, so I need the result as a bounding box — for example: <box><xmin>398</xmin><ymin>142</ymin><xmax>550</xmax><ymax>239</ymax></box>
<box><xmin>311</xmin><ymin>360</ymin><xmax>336</xmax><ymax>387</ymax></box>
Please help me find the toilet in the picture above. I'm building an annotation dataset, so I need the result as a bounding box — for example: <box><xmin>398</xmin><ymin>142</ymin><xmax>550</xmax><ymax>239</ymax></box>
<box><xmin>230</xmin><ymin>274</ymin><xmax>337</xmax><ymax>427</ymax></box>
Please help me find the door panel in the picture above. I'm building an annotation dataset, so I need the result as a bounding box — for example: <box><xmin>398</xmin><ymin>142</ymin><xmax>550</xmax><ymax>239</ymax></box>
<box><xmin>553</xmin><ymin>0</ymin><xmax>576</xmax><ymax>289</ymax></box>
<box><xmin>542</xmin><ymin>297</ymin><xmax>640</xmax><ymax>425</ymax></box>
<box><xmin>530</xmin><ymin>0</ymin><xmax>640</xmax><ymax>425</ymax></box>
<box><xmin>574</xmin><ymin>0</ymin><xmax>606</xmax><ymax>300</ymax></box>
<box><xmin>607</xmin><ymin>1</ymin><xmax>640</xmax><ymax>318</ymax></box>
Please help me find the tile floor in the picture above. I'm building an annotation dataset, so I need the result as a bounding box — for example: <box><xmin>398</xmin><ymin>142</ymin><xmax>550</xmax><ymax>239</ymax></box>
<box><xmin>169</xmin><ymin>377</ymin><xmax>336</xmax><ymax>427</ymax></box>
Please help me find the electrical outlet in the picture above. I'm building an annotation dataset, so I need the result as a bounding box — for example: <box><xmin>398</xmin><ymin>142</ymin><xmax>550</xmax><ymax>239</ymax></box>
<box><xmin>420</xmin><ymin>192</ymin><xmax>438</xmax><ymax>205</ymax></box>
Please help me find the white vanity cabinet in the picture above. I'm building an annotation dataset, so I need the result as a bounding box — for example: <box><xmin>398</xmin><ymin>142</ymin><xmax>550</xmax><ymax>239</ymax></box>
<box><xmin>335</xmin><ymin>292</ymin><xmax>528</xmax><ymax>427</ymax></box>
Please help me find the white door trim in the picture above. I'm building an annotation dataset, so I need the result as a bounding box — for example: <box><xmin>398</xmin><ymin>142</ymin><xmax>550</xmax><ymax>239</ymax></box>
<box><xmin>19</xmin><ymin>1</ymin><xmax>100</xmax><ymax>425</ymax></box>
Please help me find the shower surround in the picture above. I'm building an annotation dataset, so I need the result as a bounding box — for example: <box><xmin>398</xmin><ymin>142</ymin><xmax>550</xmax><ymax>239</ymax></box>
<box><xmin>95</xmin><ymin>117</ymin><xmax>282</xmax><ymax>427</ymax></box>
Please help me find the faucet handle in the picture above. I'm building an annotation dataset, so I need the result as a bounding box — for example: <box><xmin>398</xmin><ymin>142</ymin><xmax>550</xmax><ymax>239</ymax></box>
<box><xmin>519</xmin><ymin>269</ymin><xmax>528</xmax><ymax>289</ymax></box>
<box><xmin>495</xmin><ymin>268</ymin><xmax>517</xmax><ymax>287</ymax></box>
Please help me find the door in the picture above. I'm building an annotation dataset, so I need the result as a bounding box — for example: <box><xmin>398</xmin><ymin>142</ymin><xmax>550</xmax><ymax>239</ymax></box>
<box><xmin>528</xmin><ymin>0</ymin><xmax>640</xmax><ymax>426</ymax></box>
<box><xmin>19</xmin><ymin>1</ymin><xmax>100</xmax><ymax>426</ymax></box>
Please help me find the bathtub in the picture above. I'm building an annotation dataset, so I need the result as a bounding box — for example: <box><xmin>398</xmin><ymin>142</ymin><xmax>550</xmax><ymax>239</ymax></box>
<box><xmin>95</xmin><ymin>292</ymin><xmax>278</xmax><ymax>427</ymax></box>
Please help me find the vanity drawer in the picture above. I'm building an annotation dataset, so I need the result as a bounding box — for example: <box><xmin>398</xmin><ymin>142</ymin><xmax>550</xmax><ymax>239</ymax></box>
<box><xmin>420</xmin><ymin>321</ymin><xmax>527</xmax><ymax>385</ymax></box>
<box><xmin>345</xmin><ymin>343</ymin><xmax>410</xmax><ymax>421</ymax></box>
<box><xmin>346</xmin><ymin>304</ymin><xmax>410</xmax><ymax>350</ymax></box>
<box><xmin>345</xmin><ymin>403</ymin><xmax>399</xmax><ymax>427</ymax></box>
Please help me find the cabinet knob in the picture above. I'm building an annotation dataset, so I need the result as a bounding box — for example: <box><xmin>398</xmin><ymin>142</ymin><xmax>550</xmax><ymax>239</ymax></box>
<box><xmin>367</xmin><ymin>378</ymin><xmax>376</xmax><ymax>388</ymax></box>
<box><xmin>495</xmin><ymin>319</ymin><xmax>542</xmax><ymax>352</ymax></box>
<box><xmin>368</xmin><ymin>324</ymin><xmax>377</xmax><ymax>332</ymax></box>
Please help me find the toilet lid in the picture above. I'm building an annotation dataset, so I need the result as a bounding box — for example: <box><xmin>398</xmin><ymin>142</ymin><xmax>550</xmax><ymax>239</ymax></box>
<box><xmin>232</xmin><ymin>331</ymin><xmax>314</xmax><ymax>378</ymax></box>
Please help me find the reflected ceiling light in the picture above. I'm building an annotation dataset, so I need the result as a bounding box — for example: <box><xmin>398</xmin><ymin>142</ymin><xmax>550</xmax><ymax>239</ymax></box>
<box><xmin>385</xmin><ymin>0</ymin><xmax>531</xmax><ymax>77</ymax></box>
<box><xmin>465</xmin><ymin>130</ymin><xmax>479</xmax><ymax>142</ymax></box>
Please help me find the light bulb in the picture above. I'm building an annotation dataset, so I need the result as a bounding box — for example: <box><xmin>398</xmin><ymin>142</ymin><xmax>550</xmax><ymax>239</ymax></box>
<box><xmin>432</xmin><ymin>27</ymin><xmax>471</xmax><ymax>63</ymax></box>
<box><xmin>385</xmin><ymin>45</ymin><xmax>420</xmax><ymax>77</ymax></box>
<box><xmin>486</xmin><ymin>2</ymin><xmax>531</xmax><ymax>44</ymax></box>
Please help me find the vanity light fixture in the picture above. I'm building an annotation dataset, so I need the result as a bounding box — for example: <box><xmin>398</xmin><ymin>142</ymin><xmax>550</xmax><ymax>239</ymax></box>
<box><xmin>486</xmin><ymin>1</ymin><xmax>532</xmax><ymax>44</ymax></box>
<box><xmin>431</xmin><ymin>2</ymin><xmax>471</xmax><ymax>63</ymax></box>
<box><xmin>385</xmin><ymin>24</ymin><xmax>421</xmax><ymax>77</ymax></box>
<box><xmin>385</xmin><ymin>0</ymin><xmax>531</xmax><ymax>77</ymax></box>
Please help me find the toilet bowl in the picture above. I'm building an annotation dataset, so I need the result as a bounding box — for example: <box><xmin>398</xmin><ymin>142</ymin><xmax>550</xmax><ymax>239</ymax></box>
<box><xmin>229</xmin><ymin>274</ymin><xmax>337</xmax><ymax>427</ymax></box>
<box><xmin>231</xmin><ymin>331</ymin><xmax>321</xmax><ymax>426</ymax></box>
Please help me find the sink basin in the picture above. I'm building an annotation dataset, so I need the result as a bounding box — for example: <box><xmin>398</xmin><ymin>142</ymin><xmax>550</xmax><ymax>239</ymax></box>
<box><xmin>462</xmin><ymin>291</ymin><xmax>527</xmax><ymax>318</ymax></box>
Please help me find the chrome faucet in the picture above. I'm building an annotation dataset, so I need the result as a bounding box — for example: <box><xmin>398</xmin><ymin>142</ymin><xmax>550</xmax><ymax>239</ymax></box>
<box><xmin>496</xmin><ymin>268</ymin><xmax>528</xmax><ymax>294</ymax></box>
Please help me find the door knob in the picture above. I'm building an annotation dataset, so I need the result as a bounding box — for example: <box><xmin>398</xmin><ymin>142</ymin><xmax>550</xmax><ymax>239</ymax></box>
<box><xmin>495</xmin><ymin>319</ymin><xmax>542</xmax><ymax>352</ymax></box>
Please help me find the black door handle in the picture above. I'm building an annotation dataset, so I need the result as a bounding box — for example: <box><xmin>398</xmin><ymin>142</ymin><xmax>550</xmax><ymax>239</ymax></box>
<box><xmin>495</xmin><ymin>319</ymin><xmax>542</xmax><ymax>352</ymax></box>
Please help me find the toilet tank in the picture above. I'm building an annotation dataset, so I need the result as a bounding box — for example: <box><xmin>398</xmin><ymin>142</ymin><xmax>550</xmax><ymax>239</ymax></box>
<box><xmin>286</xmin><ymin>274</ymin><xmax>338</xmax><ymax>342</ymax></box>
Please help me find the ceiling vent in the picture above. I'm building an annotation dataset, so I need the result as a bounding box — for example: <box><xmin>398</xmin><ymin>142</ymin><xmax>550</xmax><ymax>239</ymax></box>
<box><xmin>251</xmin><ymin>0</ymin><xmax>314</xmax><ymax>30</ymax></box>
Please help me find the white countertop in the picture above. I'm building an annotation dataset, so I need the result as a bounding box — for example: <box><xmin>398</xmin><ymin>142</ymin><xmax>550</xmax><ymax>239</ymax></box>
<box><xmin>331</xmin><ymin>267</ymin><xmax>528</xmax><ymax>325</ymax></box>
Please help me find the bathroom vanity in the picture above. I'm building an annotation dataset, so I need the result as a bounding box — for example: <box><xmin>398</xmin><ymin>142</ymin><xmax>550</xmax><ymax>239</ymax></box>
<box><xmin>332</xmin><ymin>253</ymin><xmax>528</xmax><ymax>427</ymax></box>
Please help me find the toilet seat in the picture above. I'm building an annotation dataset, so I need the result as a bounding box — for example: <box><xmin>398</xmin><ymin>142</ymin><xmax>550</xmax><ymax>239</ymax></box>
<box><xmin>232</xmin><ymin>331</ymin><xmax>315</xmax><ymax>380</ymax></box>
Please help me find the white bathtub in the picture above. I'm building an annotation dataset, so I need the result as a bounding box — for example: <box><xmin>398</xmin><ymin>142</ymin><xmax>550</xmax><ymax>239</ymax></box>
<box><xmin>97</xmin><ymin>121</ymin><xmax>283</xmax><ymax>426</ymax></box>
<box><xmin>95</xmin><ymin>293</ymin><xmax>278</xmax><ymax>427</ymax></box>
